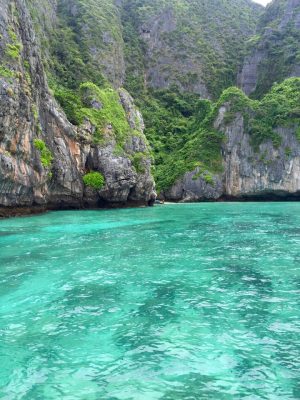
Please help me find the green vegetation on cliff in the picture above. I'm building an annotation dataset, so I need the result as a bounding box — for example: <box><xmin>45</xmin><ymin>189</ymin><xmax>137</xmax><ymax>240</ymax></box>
<box><xmin>122</xmin><ymin>0</ymin><xmax>261</xmax><ymax>99</ymax></box>
<box><xmin>29</xmin><ymin>0</ymin><xmax>123</xmax><ymax>89</ymax></box>
<box><xmin>250</xmin><ymin>78</ymin><xmax>300</xmax><ymax>146</ymax></box>
<box><xmin>244</xmin><ymin>0</ymin><xmax>300</xmax><ymax>98</ymax></box>
<box><xmin>28</xmin><ymin>0</ymin><xmax>144</xmax><ymax>150</ymax></box>
<box><xmin>153</xmin><ymin>78</ymin><xmax>300</xmax><ymax>192</ymax></box>
<box><xmin>54</xmin><ymin>82</ymin><xmax>131</xmax><ymax>144</ymax></box>
<box><xmin>34</xmin><ymin>139</ymin><xmax>53</xmax><ymax>168</ymax></box>
<box><xmin>83</xmin><ymin>172</ymin><xmax>105</xmax><ymax>189</ymax></box>
<box><xmin>136</xmin><ymin>88</ymin><xmax>219</xmax><ymax>190</ymax></box>
<box><xmin>25</xmin><ymin>0</ymin><xmax>300</xmax><ymax>195</ymax></box>
<box><xmin>252</xmin><ymin>27</ymin><xmax>300</xmax><ymax>99</ymax></box>
<box><xmin>0</xmin><ymin>66</ymin><xmax>15</xmax><ymax>78</ymax></box>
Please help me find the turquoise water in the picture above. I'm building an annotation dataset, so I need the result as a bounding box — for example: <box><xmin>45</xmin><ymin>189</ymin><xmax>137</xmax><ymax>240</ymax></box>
<box><xmin>0</xmin><ymin>203</ymin><xmax>299</xmax><ymax>400</ymax></box>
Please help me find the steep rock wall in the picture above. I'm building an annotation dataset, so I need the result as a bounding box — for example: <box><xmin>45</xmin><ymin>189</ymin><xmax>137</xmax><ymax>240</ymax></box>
<box><xmin>0</xmin><ymin>0</ymin><xmax>155</xmax><ymax>213</ymax></box>
<box><xmin>28</xmin><ymin>0</ymin><xmax>126</xmax><ymax>88</ymax></box>
<box><xmin>164</xmin><ymin>106</ymin><xmax>300</xmax><ymax>201</ymax></box>
<box><xmin>122</xmin><ymin>0</ymin><xmax>261</xmax><ymax>98</ymax></box>
<box><xmin>222</xmin><ymin>115</ymin><xmax>300</xmax><ymax>198</ymax></box>
<box><xmin>238</xmin><ymin>0</ymin><xmax>300</xmax><ymax>97</ymax></box>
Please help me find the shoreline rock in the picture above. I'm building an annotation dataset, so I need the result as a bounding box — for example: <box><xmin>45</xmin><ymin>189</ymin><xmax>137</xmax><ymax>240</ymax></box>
<box><xmin>0</xmin><ymin>0</ymin><xmax>155</xmax><ymax>211</ymax></box>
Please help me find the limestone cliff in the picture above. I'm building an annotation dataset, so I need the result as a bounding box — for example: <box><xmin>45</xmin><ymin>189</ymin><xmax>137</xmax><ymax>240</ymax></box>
<box><xmin>163</xmin><ymin>82</ymin><xmax>300</xmax><ymax>202</ymax></box>
<box><xmin>122</xmin><ymin>0</ymin><xmax>261</xmax><ymax>98</ymax></box>
<box><xmin>28</xmin><ymin>0</ymin><xmax>126</xmax><ymax>89</ymax></box>
<box><xmin>156</xmin><ymin>0</ymin><xmax>300</xmax><ymax>201</ymax></box>
<box><xmin>164</xmin><ymin>123</ymin><xmax>300</xmax><ymax>202</ymax></box>
<box><xmin>1</xmin><ymin>0</ymin><xmax>300</xmax><ymax>213</ymax></box>
<box><xmin>0</xmin><ymin>0</ymin><xmax>155</xmax><ymax>214</ymax></box>
<box><xmin>238</xmin><ymin>0</ymin><xmax>300</xmax><ymax>97</ymax></box>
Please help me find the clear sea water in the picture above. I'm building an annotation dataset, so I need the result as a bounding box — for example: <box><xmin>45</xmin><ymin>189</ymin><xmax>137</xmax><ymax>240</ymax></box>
<box><xmin>0</xmin><ymin>203</ymin><xmax>299</xmax><ymax>400</ymax></box>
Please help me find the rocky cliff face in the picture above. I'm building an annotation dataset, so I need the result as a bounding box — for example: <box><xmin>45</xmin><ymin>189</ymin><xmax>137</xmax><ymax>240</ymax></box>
<box><xmin>238</xmin><ymin>0</ymin><xmax>300</xmax><ymax>97</ymax></box>
<box><xmin>1</xmin><ymin>0</ymin><xmax>300</xmax><ymax>213</ymax></box>
<box><xmin>221</xmin><ymin>117</ymin><xmax>300</xmax><ymax>199</ymax></box>
<box><xmin>0</xmin><ymin>0</ymin><xmax>155</xmax><ymax>214</ymax></box>
<box><xmin>28</xmin><ymin>0</ymin><xmax>126</xmax><ymax>88</ymax></box>
<box><xmin>163</xmin><ymin>101</ymin><xmax>300</xmax><ymax>202</ymax></box>
<box><xmin>122</xmin><ymin>0</ymin><xmax>261</xmax><ymax>98</ymax></box>
<box><xmin>159</xmin><ymin>0</ymin><xmax>300</xmax><ymax>202</ymax></box>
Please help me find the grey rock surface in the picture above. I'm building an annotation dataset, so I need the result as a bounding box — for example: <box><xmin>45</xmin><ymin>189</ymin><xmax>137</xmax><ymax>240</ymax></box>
<box><xmin>165</xmin><ymin>107</ymin><xmax>300</xmax><ymax>202</ymax></box>
<box><xmin>0</xmin><ymin>0</ymin><xmax>155</xmax><ymax>212</ymax></box>
<box><xmin>238</xmin><ymin>0</ymin><xmax>300</xmax><ymax>96</ymax></box>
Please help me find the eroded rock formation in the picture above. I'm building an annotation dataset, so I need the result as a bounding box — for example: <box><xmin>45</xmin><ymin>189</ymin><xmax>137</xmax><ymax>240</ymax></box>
<box><xmin>164</xmin><ymin>105</ymin><xmax>300</xmax><ymax>202</ymax></box>
<box><xmin>0</xmin><ymin>0</ymin><xmax>155</xmax><ymax>214</ymax></box>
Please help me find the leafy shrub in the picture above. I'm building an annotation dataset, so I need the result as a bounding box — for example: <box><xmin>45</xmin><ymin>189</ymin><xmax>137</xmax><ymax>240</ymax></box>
<box><xmin>6</xmin><ymin>43</ymin><xmax>22</xmax><ymax>59</ymax></box>
<box><xmin>83</xmin><ymin>172</ymin><xmax>105</xmax><ymax>190</ymax></box>
<box><xmin>33</xmin><ymin>139</ymin><xmax>53</xmax><ymax>168</ymax></box>
<box><xmin>5</xmin><ymin>28</ymin><xmax>22</xmax><ymax>59</ymax></box>
<box><xmin>204</xmin><ymin>173</ymin><xmax>214</xmax><ymax>185</ymax></box>
<box><xmin>0</xmin><ymin>66</ymin><xmax>15</xmax><ymax>78</ymax></box>
<box><xmin>54</xmin><ymin>87</ymin><xmax>83</xmax><ymax>125</ymax></box>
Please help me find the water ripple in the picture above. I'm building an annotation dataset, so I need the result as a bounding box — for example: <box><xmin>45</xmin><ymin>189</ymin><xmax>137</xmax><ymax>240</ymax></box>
<box><xmin>0</xmin><ymin>203</ymin><xmax>299</xmax><ymax>399</ymax></box>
